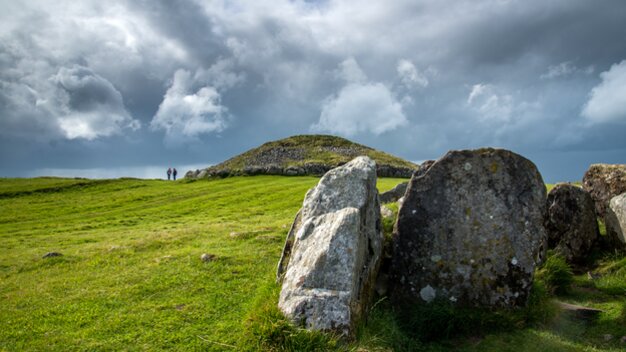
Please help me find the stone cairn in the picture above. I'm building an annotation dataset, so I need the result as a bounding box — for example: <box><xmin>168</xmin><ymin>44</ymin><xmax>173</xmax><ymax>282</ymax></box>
<box><xmin>277</xmin><ymin>152</ymin><xmax>624</xmax><ymax>336</ymax></box>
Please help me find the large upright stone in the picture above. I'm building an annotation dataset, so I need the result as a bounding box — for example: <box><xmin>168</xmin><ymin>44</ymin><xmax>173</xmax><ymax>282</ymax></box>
<box><xmin>391</xmin><ymin>148</ymin><xmax>547</xmax><ymax>307</ymax></box>
<box><xmin>545</xmin><ymin>183</ymin><xmax>599</xmax><ymax>263</ymax></box>
<box><xmin>606</xmin><ymin>193</ymin><xmax>626</xmax><ymax>250</ymax></box>
<box><xmin>277</xmin><ymin>156</ymin><xmax>382</xmax><ymax>336</ymax></box>
<box><xmin>582</xmin><ymin>164</ymin><xmax>626</xmax><ymax>219</ymax></box>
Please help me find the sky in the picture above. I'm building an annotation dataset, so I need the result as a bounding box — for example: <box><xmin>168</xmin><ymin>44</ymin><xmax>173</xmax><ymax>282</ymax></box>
<box><xmin>1</xmin><ymin>0</ymin><xmax>625</xmax><ymax>182</ymax></box>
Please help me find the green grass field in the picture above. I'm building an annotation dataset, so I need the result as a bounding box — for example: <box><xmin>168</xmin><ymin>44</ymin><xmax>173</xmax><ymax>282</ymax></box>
<box><xmin>1</xmin><ymin>176</ymin><xmax>625</xmax><ymax>351</ymax></box>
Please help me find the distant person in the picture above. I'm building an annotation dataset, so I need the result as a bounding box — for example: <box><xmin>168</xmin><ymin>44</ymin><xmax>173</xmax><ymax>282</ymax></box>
<box><xmin>173</xmin><ymin>168</ymin><xmax>178</xmax><ymax>181</ymax></box>
<box><xmin>167</xmin><ymin>167</ymin><xmax>172</xmax><ymax>180</ymax></box>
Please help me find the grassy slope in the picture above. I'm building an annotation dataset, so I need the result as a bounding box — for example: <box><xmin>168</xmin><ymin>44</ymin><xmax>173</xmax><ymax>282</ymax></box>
<box><xmin>0</xmin><ymin>178</ymin><xmax>625</xmax><ymax>351</ymax></box>
<box><xmin>210</xmin><ymin>134</ymin><xmax>418</xmax><ymax>171</ymax></box>
<box><xmin>0</xmin><ymin>176</ymin><xmax>402</xmax><ymax>351</ymax></box>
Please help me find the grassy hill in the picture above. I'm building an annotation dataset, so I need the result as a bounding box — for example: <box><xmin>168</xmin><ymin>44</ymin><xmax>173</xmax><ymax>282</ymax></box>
<box><xmin>1</xmin><ymin>177</ymin><xmax>625</xmax><ymax>351</ymax></box>
<box><xmin>189</xmin><ymin>135</ymin><xmax>418</xmax><ymax>178</ymax></box>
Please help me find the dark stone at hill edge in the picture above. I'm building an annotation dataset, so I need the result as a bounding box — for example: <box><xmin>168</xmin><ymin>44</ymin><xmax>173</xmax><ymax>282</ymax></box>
<box><xmin>544</xmin><ymin>183</ymin><xmax>599</xmax><ymax>264</ymax></box>
<box><xmin>43</xmin><ymin>252</ymin><xmax>62</xmax><ymax>258</ymax></box>
<box><xmin>582</xmin><ymin>164</ymin><xmax>626</xmax><ymax>219</ymax></box>
<box><xmin>391</xmin><ymin>148</ymin><xmax>547</xmax><ymax>308</ymax></box>
<box><xmin>380</xmin><ymin>182</ymin><xmax>408</xmax><ymax>204</ymax></box>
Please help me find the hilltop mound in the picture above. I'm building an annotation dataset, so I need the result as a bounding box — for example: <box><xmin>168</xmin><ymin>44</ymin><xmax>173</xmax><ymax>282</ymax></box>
<box><xmin>186</xmin><ymin>135</ymin><xmax>418</xmax><ymax>178</ymax></box>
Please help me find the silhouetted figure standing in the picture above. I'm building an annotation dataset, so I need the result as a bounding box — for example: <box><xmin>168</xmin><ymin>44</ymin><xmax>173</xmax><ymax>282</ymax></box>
<box><xmin>173</xmin><ymin>168</ymin><xmax>178</xmax><ymax>181</ymax></box>
<box><xmin>167</xmin><ymin>167</ymin><xmax>172</xmax><ymax>180</ymax></box>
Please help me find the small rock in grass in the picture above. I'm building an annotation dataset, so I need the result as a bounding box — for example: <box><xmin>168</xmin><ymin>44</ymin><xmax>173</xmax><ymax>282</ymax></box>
<box><xmin>200</xmin><ymin>253</ymin><xmax>215</xmax><ymax>262</ymax></box>
<box><xmin>381</xmin><ymin>205</ymin><xmax>394</xmax><ymax>218</ymax></box>
<box><xmin>42</xmin><ymin>252</ymin><xmax>62</xmax><ymax>258</ymax></box>
<box><xmin>603</xmin><ymin>334</ymin><xmax>613</xmax><ymax>341</ymax></box>
<box><xmin>587</xmin><ymin>271</ymin><xmax>601</xmax><ymax>280</ymax></box>
<box><xmin>229</xmin><ymin>232</ymin><xmax>240</xmax><ymax>238</ymax></box>
<box><xmin>620</xmin><ymin>336</ymin><xmax>626</xmax><ymax>344</ymax></box>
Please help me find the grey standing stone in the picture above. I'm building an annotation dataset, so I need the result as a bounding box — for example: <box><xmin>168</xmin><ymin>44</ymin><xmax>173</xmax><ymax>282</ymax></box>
<box><xmin>582</xmin><ymin>164</ymin><xmax>626</xmax><ymax>219</ymax></box>
<box><xmin>606</xmin><ymin>193</ymin><xmax>626</xmax><ymax>250</ymax></box>
<box><xmin>391</xmin><ymin>148</ymin><xmax>547</xmax><ymax>307</ymax></box>
<box><xmin>277</xmin><ymin>156</ymin><xmax>382</xmax><ymax>336</ymax></box>
<box><xmin>545</xmin><ymin>183</ymin><xmax>599</xmax><ymax>263</ymax></box>
<box><xmin>197</xmin><ymin>169</ymin><xmax>209</xmax><ymax>178</ymax></box>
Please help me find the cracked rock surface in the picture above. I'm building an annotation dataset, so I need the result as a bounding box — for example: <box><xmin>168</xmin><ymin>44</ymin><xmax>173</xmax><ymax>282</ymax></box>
<box><xmin>277</xmin><ymin>156</ymin><xmax>382</xmax><ymax>336</ymax></box>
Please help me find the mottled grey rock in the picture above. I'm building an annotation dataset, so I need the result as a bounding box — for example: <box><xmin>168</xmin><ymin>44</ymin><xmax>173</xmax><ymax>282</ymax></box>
<box><xmin>42</xmin><ymin>252</ymin><xmax>62</xmax><ymax>258</ymax></box>
<box><xmin>545</xmin><ymin>183</ymin><xmax>599</xmax><ymax>263</ymax></box>
<box><xmin>391</xmin><ymin>148</ymin><xmax>547</xmax><ymax>307</ymax></box>
<box><xmin>606</xmin><ymin>193</ymin><xmax>626</xmax><ymax>250</ymax></box>
<box><xmin>278</xmin><ymin>156</ymin><xmax>382</xmax><ymax>336</ymax></box>
<box><xmin>197</xmin><ymin>169</ymin><xmax>208</xmax><ymax>178</ymax></box>
<box><xmin>582</xmin><ymin>164</ymin><xmax>626</xmax><ymax>218</ymax></box>
<box><xmin>377</xmin><ymin>165</ymin><xmax>414</xmax><ymax>178</ymax></box>
<box><xmin>303</xmin><ymin>163</ymin><xmax>332</xmax><ymax>176</ymax></box>
<box><xmin>380</xmin><ymin>182</ymin><xmax>408</xmax><ymax>204</ymax></box>
<box><xmin>285</xmin><ymin>166</ymin><xmax>305</xmax><ymax>176</ymax></box>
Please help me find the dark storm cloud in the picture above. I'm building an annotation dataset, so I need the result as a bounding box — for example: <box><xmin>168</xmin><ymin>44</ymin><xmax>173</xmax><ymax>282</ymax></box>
<box><xmin>0</xmin><ymin>0</ymin><xmax>625</xmax><ymax>181</ymax></box>
<box><xmin>125</xmin><ymin>0</ymin><xmax>227</xmax><ymax>65</ymax></box>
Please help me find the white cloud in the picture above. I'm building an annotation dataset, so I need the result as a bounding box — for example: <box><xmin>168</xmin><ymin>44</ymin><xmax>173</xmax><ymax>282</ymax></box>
<box><xmin>313</xmin><ymin>58</ymin><xmax>407</xmax><ymax>136</ymax></box>
<box><xmin>151</xmin><ymin>69</ymin><xmax>229</xmax><ymax>144</ymax></box>
<box><xmin>582</xmin><ymin>60</ymin><xmax>626</xmax><ymax>123</ymax></box>
<box><xmin>193</xmin><ymin>59</ymin><xmax>246</xmax><ymax>91</ymax></box>
<box><xmin>397</xmin><ymin>59</ymin><xmax>428</xmax><ymax>88</ymax></box>
<box><xmin>313</xmin><ymin>82</ymin><xmax>407</xmax><ymax>136</ymax></box>
<box><xmin>0</xmin><ymin>63</ymin><xmax>138</xmax><ymax>141</ymax></box>
<box><xmin>467</xmin><ymin>83</ymin><xmax>513</xmax><ymax>122</ymax></box>
<box><xmin>52</xmin><ymin>65</ymin><xmax>140</xmax><ymax>139</ymax></box>
<box><xmin>336</xmin><ymin>57</ymin><xmax>367</xmax><ymax>83</ymax></box>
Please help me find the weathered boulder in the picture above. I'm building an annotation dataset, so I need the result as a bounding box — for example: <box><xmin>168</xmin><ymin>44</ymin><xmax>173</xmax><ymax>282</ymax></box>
<box><xmin>277</xmin><ymin>156</ymin><xmax>383</xmax><ymax>336</ymax></box>
<box><xmin>391</xmin><ymin>148</ymin><xmax>547</xmax><ymax>307</ymax></box>
<box><xmin>606</xmin><ymin>193</ymin><xmax>626</xmax><ymax>250</ymax></box>
<box><xmin>544</xmin><ymin>184</ymin><xmax>599</xmax><ymax>263</ymax></box>
<box><xmin>380</xmin><ymin>182</ymin><xmax>408</xmax><ymax>204</ymax></box>
<box><xmin>582</xmin><ymin>164</ymin><xmax>626</xmax><ymax>218</ymax></box>
<box><xmin>184</xmin><ymin>170</ymin><xmax>196</xmax><ymax>178</ymax></box>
